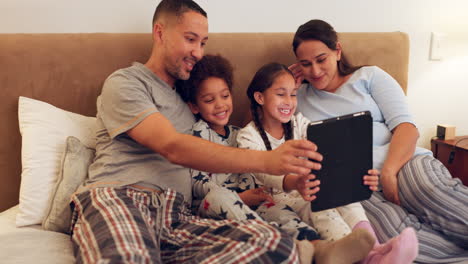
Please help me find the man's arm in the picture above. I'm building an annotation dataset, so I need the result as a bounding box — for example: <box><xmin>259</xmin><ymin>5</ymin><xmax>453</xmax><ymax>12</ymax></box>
<box><xmin>127</xmin><ymin>112</ymin><xmax>322</xmax><ymax>175</ymax></box>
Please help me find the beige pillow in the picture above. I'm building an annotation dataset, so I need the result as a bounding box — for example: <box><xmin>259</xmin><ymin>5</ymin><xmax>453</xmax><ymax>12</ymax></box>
<box><xmin>42</xmin><ymin>136</ymin><xmax>95</xmax><ymax>234</ymax></box>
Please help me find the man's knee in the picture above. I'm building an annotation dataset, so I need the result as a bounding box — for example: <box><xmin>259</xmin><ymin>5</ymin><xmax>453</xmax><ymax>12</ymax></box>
<box><xmin>239</xmin><ymin>220</ymin><xmax>297</xmax><ymax>261</ymax></box>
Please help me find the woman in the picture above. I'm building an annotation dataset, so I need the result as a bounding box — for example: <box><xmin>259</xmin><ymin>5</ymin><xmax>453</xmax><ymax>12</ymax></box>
<box><xmin>289</xmin><ymin>19</ymin><xmax>468</xmax><ymax>263</ymax></box>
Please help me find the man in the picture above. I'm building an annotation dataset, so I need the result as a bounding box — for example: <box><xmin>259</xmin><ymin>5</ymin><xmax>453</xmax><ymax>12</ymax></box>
<box><xmin>70</xmin><ymin>1</ymin><xmax>322</xmax><ymax>263</ymax></box>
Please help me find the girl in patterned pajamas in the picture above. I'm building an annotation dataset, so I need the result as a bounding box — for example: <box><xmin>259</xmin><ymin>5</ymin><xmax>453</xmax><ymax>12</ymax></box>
<box><xmin>179</xmin><ymin>54</ymin><xmax>382</xmax><ymax>264</ymax></box>
<box><xmin>237</xmin><ymin>62</ymin><xmax>419</xmax><ymax>264</ymax></box>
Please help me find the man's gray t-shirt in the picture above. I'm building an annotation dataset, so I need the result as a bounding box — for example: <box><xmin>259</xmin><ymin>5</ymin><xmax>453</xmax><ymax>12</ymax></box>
<box><xmin>82</xmin><ymin>62</ymin><xmax>195</xmax><ymax>202</ymax></box>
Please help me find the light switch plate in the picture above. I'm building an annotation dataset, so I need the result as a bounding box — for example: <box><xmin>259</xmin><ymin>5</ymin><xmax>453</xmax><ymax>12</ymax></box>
<box><xmin>430</xmin><ymin>32</ymin><xmax>444</xmax><ymax>61</ymax></box>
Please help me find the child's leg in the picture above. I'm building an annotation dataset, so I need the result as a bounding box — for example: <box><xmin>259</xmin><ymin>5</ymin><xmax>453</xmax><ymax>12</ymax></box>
<box><xmin>257</xmin><ymin>201</ymin><xmax>319</xmax><ymax>264</ymax></box>
<box><xmin>198</xmin><ymin>186</ymin><xmax>262</xmax><ymax>221</ymax></box>
<box><xmin>310</xmin><ymin>208</ymin><xmax>352</xmax><ymax>241</ymax></box>
<box><xmin>232</xmin><ymin>173</ymin><xmax>257</xmax><ymax>191</ymax></box>
<box><xmin>336</xmin><ymin>202</ymin><xmax>375</xmax><ymax>244</ymax></box>
<box><xmin>256</xmin><ymin>201</ymin><xmax>320</xmax><ymax>242</ymax></box>
<box><xmin>295</xmin><ymin>239</ymin><xmax>315</xmax><ymax>264</ymax></box>
<box><xmin>358</xmin><ymin>225</ymin><xmax>418</xmax><ymax>264</ymax></box>
<box><xmin>258</xmin><ymin>200</ymin><xmax>376</xmax><ymax>264</ymax></box>
<box><xmin>313</xmin><ymin>228</ymin><xmax>375</xmax><ymax>264</ymax></box>
<box><xmin>337</xmin><ymin>203</ymin><xmax>418</xmax><ymax>264</ymax></box>
<box><xmin>336</xmin><ymin>202</ymin><xmax>369</xmax><ymax>229</ymax></box>
<box><xmin>357</xmin><ymin>226</ymin><xmax>419</xmax><ymax>264</ymax></box>
<box><xmin>354</xmin><ymin>220</ymin><xmax>379</xmax><ymax>246</ymax></box>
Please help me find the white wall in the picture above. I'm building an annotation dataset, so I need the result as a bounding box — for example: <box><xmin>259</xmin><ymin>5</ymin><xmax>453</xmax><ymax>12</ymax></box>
<box><xmin>2</xmin><ymin>0</ymin><xmax>468</xmax><ymax>149</ymax></box>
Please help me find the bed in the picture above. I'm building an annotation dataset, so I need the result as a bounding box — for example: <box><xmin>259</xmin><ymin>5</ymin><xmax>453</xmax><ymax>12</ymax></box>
<box><xmin>0</xmin><ymin>32</ymin><xmax>409</xmax><ymax>263</ymax></box>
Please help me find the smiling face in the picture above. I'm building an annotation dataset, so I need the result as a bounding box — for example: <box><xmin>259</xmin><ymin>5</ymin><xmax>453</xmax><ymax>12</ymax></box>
<box><xmin>159</xmin><ymin>11</ymin><xmax>209</xmax><ymax>85</ymax></box>
<box><xmin>295</xmin><ymin>39</ymin><xmax>344</xmax><ymax>93</ymax></box>
<box><xmin>254</xmin><ymin>72</ymin><xmax>297</xmax><ymax>126</ymax></box>
<box><xmin>189</xmin><ymin>77</ymin><xmax>233</xmax><ymax>135</ymax></box>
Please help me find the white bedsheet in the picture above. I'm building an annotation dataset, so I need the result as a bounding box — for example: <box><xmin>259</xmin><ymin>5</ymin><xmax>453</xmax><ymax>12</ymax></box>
<box><xmin>0</xmin><ymin>205</ymin><xmax>75</xmax><ymax>263</ymax></box>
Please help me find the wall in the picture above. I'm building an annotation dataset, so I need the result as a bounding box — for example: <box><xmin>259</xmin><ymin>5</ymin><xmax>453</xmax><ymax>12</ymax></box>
<box><xmin>2</xmin><ymin>0</ymin><xmax>467</xmax><ymax>149</ymax></box>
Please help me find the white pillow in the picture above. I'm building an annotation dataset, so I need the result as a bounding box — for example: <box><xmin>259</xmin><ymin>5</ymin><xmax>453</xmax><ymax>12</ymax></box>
<box><xmin>17</xmin><ymin>96</ymin><xmax>96</xmax><ymax>227</ymax></box>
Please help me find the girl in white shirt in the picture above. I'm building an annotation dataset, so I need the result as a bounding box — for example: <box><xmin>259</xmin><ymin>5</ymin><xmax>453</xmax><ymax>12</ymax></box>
<box><xmin>237</xmin><ymin>62</ymin><xmax>418</xmax><ymax>264</ymax></box>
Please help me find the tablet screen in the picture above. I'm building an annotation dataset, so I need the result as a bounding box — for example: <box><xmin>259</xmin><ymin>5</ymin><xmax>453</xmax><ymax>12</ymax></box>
<box><xmin>307</xmin><ymin>111</ymin><xmax>373</xmax><ymax>212</ymax></box>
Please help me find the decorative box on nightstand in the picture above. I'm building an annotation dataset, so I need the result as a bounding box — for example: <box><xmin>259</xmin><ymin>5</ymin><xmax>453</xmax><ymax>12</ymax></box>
<box><xmin>431</xmin><ymin>136</ymin><xmax>468</xmax><ymax>185</ymax></box>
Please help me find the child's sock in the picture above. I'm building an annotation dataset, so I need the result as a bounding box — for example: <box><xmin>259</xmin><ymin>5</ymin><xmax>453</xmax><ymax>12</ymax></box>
<box><xmin>353</xmin><ymin>220</ymin><xmax>380</xmax><ymax>246</ymax></box>
<box><xmin>314</xmin><ymin>228</ymin><xmax>375</xmax><ymax>264</ymax></box>
<box><xmin>361</xmin><ymin>227</ymin><xmax>418</xmax><ymax>264</ymax></box>
<box><xmin>295</xmin><ymin>239</ymin><xmax>314</xmax><ymax>264</ymax></box>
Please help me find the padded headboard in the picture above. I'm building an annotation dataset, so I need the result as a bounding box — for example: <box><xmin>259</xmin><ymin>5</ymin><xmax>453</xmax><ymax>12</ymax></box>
<box><xmin>0</xmin><ymin>32</ymin><xmax>409</xmax><ymax>212</ymax></box>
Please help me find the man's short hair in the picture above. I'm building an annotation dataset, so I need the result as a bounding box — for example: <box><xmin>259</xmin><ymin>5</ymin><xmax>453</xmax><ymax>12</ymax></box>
<box><xmin>152</xmin><ymin>0</ymin><xmax>207</xmax><ymax>27</ymax></box>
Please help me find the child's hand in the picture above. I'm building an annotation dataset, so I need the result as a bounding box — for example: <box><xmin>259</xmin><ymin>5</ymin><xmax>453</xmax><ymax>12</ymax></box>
<box><xmin>238</xmin><ymin>187</ymin><xmax>274</xmax><ymax>207</ymax></box>
<box><xmin>363</xmin><ymin>169</ymin><xmax>380</xmax><ymax>191</ymax></box>
<box><xmin>284</xmin><ymin>174</ymin><xmax>320</xmax><ymax>202</ymax></box>
<box><xmin>288</xmin><ymin>63</ymin><xmax>304</xmax><ymax>88</ymax></box>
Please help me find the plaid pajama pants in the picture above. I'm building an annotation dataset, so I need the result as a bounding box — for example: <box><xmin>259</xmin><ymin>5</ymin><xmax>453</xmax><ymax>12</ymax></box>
<box><xmin>70</xmin><ymin>186</ymin><xmax>298</xmax><ymax>264</ymax></box>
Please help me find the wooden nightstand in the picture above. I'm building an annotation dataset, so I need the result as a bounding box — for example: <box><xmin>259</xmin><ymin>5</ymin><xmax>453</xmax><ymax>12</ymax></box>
<box><xmin>431</xmin><ymin>136</ymin><xmax>468</xmax><ymax>185</ymax></box>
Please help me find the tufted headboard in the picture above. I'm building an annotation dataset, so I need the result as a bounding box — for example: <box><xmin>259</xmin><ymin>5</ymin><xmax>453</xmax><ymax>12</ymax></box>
<box><xmin>0</xmin><ymin>32</ymin><xmax>409</xmax><ymax>212</ymax></box>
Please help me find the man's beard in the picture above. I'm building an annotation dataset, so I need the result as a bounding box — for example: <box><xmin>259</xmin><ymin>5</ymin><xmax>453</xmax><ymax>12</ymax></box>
<box><xmin>167</xmin><ymin>60</ymin><xmax>190</xmax><ymax>81</ymax></box>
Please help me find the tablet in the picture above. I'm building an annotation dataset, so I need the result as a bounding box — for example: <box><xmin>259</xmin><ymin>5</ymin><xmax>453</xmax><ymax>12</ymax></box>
<box><xmin>307</xmin><ymin>111</ymin><xmax>373</xmax><ymax>212</ymax></box>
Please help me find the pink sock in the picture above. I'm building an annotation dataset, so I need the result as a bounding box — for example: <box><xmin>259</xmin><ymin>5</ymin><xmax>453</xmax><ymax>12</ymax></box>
<box><xmin>361</xmin><ymin>227</ymin><xmax>419</xmax><ymax>264</ymax></box>
<box><xmin>353</xmin><ymin>221</ymin><xmax>380</xmax><ymax>246</ymax></box>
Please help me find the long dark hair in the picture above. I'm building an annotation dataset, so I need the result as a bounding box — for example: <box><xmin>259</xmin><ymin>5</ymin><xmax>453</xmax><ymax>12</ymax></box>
<box><xmin>292</xmin><ymin>19</ymin><xmax>361</xmax><ymax>76</ymax></box>
<box><xmin>246</xmin><ymin>63</ymin><xmax>294</xmax><ymax>151</ymax></box>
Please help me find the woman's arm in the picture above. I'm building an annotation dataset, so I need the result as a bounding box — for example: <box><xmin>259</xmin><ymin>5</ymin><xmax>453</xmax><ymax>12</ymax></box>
<box><xmin>381</xmin><ymin>122</ymin><xmax>419</xmax><ymax>204</ymax></box>
<box><xmin>368</xmin><ymin>67</ymin><xmax>420</xmax><ymax>204</ymax></box>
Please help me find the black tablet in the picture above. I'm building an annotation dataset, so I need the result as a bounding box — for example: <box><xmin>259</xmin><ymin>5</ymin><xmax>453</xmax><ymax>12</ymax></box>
<box><xmin>307</xmin><ymin>111</ymin><xmax>373</xmax><ymax>212</ymax></box>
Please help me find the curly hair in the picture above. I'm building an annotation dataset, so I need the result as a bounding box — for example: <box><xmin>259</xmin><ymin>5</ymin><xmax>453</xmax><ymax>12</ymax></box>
<box><xmin>177</xmin><ymin>54</ymin><xmax>234</xmax><ymax>104</ymax></box>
